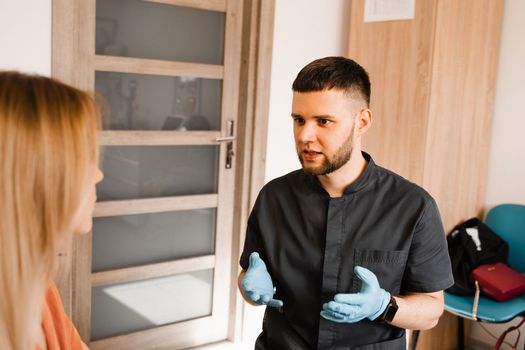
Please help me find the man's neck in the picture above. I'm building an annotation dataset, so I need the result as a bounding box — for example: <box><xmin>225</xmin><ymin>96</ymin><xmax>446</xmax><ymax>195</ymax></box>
<box><xmin>317</xmin><ymin>151</ymin><xmax>367</xmax><ymax>198</ymax></box>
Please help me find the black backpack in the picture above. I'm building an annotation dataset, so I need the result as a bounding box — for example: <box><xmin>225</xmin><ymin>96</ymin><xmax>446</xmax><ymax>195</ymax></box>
<box><xmin>446</xmin><ymin>218</ymin><xmax>509</xmax><ymax>295</ymax></box>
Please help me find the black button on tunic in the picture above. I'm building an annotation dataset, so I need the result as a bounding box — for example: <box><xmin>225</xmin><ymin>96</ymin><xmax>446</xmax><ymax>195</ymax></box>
<box><xmin>240</xmin><ymin>153</ymin><xmax>454</xmax><ymax>350</ymax></box>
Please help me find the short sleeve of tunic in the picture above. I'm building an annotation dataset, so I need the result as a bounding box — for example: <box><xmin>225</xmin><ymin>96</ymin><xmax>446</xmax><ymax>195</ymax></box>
<box><xmin>401</xmin><ymin>197</ymin><xmax>454</xmax><ymax>293</ymax></box>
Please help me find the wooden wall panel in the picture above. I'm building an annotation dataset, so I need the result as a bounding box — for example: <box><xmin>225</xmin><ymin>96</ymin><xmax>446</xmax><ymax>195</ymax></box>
<box><xmin>348</xmin><ymin>0</ymin><xmax>437</xmax><ymax>184</ymax></box>
<box><xmin>348</xmin><ymin>1</ymin><xmax>504</xmax><ymax>349</ymax></box>
<box><xmin>423</xmin><ymin>0</ymin><xmax>504</xmax><ymax>231</ymax></box>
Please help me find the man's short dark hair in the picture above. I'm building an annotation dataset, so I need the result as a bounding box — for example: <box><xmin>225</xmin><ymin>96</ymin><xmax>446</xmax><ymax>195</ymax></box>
<box><xmin>292</xmin><ymin>56</ymin><xmax>371</xmax><ymax>106</ymax></box>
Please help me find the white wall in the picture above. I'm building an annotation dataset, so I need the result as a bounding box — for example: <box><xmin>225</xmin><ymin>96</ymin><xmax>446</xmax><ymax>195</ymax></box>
<box><xmin>469</xmin><ymin>0</ymin><xmax>525</xmax><ymax>348</ymax></box>
<box><xmin>483</xmin><ymin>0</ymin><xmax>525</xmax><ymax>209</ymax></box>
<box><xmin>0</xmin><ymin>0</ymin><xmax>51</xmax><ymax>75</ymax></box>
<box><xmin>264</xmin><ymin>0</ymin><xmax>351</xmax><ymax>182</ymax></box>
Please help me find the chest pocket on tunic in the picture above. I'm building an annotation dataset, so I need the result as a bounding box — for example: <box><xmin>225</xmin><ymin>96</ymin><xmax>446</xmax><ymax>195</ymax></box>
<box><xmin>352</xmin><ymin>249</ymin><xmax>409</xmax><ymax>294</ymax></box>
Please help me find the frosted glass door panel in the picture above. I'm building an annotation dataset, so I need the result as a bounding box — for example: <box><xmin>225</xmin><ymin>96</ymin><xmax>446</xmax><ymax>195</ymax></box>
<box><xmin>91</xmin><ymin>270</ymin><xmax>213</xmax><ymax>340</ymax></box>
<box><xmin>97</xmin><ymin>146</ymin><xmax>218</xmax><ymax>200</ymax></box>
<box><xmin>96</xmin><ymin>72</ymin><xmax>222</xmax><ymax>131</ymax></box>
<box><xmin>92</xmin><ymin>209</ymin><xmax>216</xmax><ymax>272</ymax></box>
<box><xmin>95</xmin><ymin>0</ymin><xmax>225</xmax><ymax>64</ymax></box>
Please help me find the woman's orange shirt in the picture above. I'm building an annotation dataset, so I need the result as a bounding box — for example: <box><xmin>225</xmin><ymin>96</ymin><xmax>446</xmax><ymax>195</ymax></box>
<box><xmin>37</xmin><ymin>281</ymin><xmax>88</xmax><ymax>350</ymax></box>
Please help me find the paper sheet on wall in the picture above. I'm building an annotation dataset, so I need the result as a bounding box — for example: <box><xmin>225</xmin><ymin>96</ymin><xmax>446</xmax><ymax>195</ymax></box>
<box><xmin>364</xmin><ymin>0</ymin><xmax>415</xmax><ymax>23</ymax></box>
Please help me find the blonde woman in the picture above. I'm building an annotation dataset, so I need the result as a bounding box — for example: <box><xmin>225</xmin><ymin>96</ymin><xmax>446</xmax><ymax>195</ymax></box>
<box><xmin>0</xmin><ymin>71</ymin><xmax>103</xmax><ymax>350</ymax></box>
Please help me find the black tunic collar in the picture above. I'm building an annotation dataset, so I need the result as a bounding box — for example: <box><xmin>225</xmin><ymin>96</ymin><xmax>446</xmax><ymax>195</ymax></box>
<box><xmin>303</xmin><ymin>151</ymin><xmax>377</xmax><ymax>197</ymax></box>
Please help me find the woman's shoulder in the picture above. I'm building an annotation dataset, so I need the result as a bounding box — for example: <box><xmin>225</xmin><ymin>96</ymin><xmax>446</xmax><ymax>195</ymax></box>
<box><xmin>40</xmin><ymin>280</ymin><xmax>88</xmax><ymax>350</ymax></box>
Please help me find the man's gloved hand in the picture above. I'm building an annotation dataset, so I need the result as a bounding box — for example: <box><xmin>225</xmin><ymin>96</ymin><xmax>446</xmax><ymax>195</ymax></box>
<box><xmin>320</xmin><ymin>266</ymin><xmax>390</xmax><ymax>323</ymax></box>
<box><xmin>241</xmin><ymin>252</ymin><xmax>284</xmax><ymax>308</ymax></box>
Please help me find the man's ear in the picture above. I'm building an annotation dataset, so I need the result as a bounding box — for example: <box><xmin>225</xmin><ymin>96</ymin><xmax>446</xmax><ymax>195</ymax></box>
<box><xmin>355</xmin><ymin>108</ymin><xmax>373</xmax><ymax>136</ymax></box>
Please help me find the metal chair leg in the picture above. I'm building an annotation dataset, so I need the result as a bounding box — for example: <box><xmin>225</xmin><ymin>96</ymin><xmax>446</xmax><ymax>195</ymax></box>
<box><xmin>409</xmin><ymin>330</ymin><xmax>420</xmax><ymax>350</ymax></box>
<box><xmin>457</xmin><ymin>317</ymin><xmax>465</xmax><ymax>350</ymax></box>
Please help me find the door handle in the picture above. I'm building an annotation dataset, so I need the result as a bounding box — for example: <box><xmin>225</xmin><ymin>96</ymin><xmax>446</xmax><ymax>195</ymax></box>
<box><xmin>215</xmin><ymin>136</ymin><xmax>236</xmax><ymax>142</ymax></box>
<box><xmin>215</xmin><ymin>120</ymin><xmax>235</xmax><ymax>169</ymax></box>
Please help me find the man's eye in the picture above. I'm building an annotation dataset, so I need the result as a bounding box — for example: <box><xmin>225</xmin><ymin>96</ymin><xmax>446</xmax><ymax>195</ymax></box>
<box><xmin>319</xmin><ymin>119</ymin><xmax>331</xmax><ymax>125</ymax></box>
<box><xmin>294</xmin><ymin>118</ymin><xmax>305</xmax><ymax>125</ymax></box>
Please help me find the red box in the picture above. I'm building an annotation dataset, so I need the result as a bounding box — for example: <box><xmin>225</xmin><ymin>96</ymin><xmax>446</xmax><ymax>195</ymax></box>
<box><xmin>471</xmin><ymin>263</ymin><xmax>525</xmax><ymax>301</ymax></box>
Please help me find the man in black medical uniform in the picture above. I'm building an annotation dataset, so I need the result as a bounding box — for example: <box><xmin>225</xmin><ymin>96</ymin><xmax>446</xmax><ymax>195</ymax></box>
<box><xmin>238</xmin><ymin>56</ymin><xmax>454</xmax><ymax>350</ymax></box>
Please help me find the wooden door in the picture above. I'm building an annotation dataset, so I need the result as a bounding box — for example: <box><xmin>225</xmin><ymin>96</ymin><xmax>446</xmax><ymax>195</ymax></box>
<box><xmin>53</xmin><ymin>0</ymin><xmax>246</xmax><ymax>349</ymax></box>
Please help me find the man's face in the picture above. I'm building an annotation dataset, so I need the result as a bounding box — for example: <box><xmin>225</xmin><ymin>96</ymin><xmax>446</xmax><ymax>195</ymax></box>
<box><xmin>291</xmin><ymin>89</ymin><xmax>361</xmax><ymax>175</ymax></box>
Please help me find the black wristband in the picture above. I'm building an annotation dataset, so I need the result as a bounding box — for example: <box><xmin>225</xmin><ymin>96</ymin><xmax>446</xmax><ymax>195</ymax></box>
<box><xmin>377</xmin><ymin>296</ymin><xmax>398</xmax><ymax>323</ymax></box>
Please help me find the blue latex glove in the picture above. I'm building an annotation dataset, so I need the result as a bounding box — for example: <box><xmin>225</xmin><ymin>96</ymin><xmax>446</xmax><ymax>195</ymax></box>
<box><xmin>241</xmin><ymin>252</ymin><xmax>283</xmax><ymax>308</ymax></box>
<box><xmin>321</xmin><ymin>266</ymin><xmax>390</xmax><ymax>323</ymax></box>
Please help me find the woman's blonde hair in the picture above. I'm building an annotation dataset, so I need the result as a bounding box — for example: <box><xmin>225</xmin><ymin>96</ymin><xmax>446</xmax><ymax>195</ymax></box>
<box><xmin>0</xmin><ymin>71</ymin><xmax>99</xmax><ymax>349</ymax></box>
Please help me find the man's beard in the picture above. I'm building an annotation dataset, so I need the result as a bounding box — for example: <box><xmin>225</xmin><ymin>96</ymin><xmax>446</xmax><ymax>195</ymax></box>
<box><xmin>299</xmin><ymin>127</ymin><xmax>355</xmax><ymax>176</ymax></box>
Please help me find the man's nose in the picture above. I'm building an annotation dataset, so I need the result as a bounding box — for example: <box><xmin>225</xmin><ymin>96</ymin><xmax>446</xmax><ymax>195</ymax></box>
<box><xmin>296</xmin><ymin>123</ymin><xmax>317</xmax><ymax>144</ymax></box>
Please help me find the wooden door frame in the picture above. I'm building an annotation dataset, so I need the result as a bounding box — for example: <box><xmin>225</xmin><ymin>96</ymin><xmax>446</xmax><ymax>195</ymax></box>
<box><xmin>229</xmin><ymin>0</ymin><xmax>275</xmax><ymax>345</ymax></box>
<box><xmin>52</xmin><ymin>0</ymin><xmax>275</xmax><ymax>348</ymax></box>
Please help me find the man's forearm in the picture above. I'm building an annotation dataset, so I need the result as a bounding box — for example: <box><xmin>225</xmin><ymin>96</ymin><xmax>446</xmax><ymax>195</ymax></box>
<box><xmin>388</xmin><ymin>291</ymin><xmax>444</xmax><ymax>330</ymax></box>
